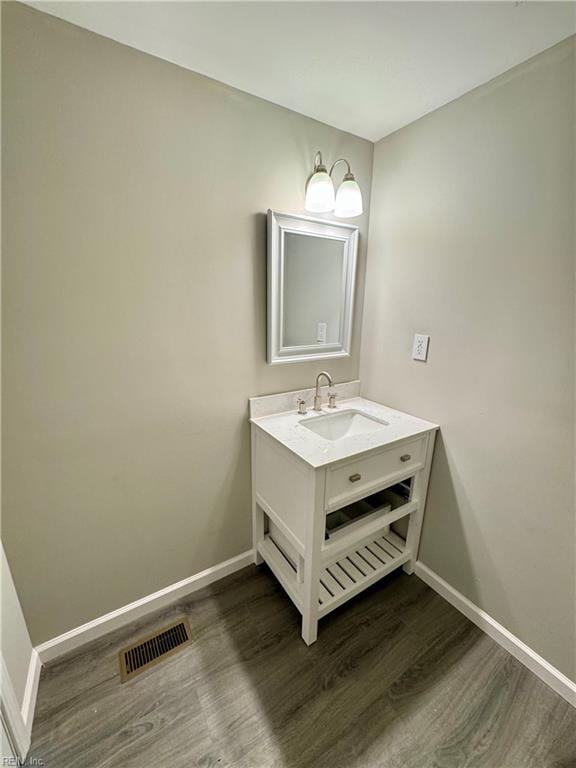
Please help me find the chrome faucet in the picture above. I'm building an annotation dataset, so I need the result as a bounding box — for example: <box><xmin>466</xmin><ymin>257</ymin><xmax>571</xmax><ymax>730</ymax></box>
<box><xmin>313</xmin><ymin>371</ymin><xmax>333</xmax><ymax>411</ymax></box>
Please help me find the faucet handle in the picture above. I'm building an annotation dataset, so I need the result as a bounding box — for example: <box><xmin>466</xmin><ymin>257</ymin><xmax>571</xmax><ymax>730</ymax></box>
<box><xmin>328</xmin><ymin>391</ymin><xmax>338</xmax><ymax>409</ymax></box>
<box><xmin>296</xmin><ymin>397</ymin><xmax>307</xmax><ymax>415</ymax></box>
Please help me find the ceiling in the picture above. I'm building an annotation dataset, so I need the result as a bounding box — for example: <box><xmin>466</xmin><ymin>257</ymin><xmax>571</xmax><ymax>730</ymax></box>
<box><xmin>25</xmin><ymin>1</ymin><xmax>576</xmax><ymax>142</ymax></box>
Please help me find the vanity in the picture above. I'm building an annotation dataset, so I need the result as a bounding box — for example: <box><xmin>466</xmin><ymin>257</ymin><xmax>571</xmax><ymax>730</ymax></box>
<box><xmin>250</xmin><ymin>380</ymin><xmax>438</xmax><ymax>645</ymax></box>
<box><xmin>258</xmin><ymin>212</ymin><xmax>437</xmax><ymax>643</ymax></box>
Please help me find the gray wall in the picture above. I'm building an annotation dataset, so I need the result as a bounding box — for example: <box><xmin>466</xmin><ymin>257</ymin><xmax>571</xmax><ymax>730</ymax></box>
<box><xmin>1</xmin><ymin>3</ymin><xmax>372</xmax><ymax>643</ymax></box>
<box><xmin>361</xmin><ymin>38</ymin><xmax>575</xmax><ymax>679</ymax></box>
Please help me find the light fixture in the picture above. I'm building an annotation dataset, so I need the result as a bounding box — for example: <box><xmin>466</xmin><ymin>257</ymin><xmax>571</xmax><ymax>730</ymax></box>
<box><xmin>332</xmin><ymin>159</ymin><xmax>363</xmax><ymax>218</ymax></box>
<box><xmin>304</xmin><ymin>151</ymin><xmax>363</xmax><ymax>218</ymax></box>
<box><xmin>304</xmin><ymin>151</ymin><xmax>335</xmax><ymax>213</ymax></box>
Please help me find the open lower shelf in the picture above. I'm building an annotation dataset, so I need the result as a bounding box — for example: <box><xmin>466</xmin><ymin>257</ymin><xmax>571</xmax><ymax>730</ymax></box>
<box><xmin>259</xmin><ymin>528</ymin><xmax>410</xmax><ymax>622</ymax></box>
<box><xmin>317</xmin><ymin>530</ymin><xmax>409</xmax><ymax>618</ymax></box>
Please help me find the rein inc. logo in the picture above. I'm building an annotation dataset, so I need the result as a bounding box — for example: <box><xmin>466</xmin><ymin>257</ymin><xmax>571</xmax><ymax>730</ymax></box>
<box><xmin>3</xmin><ymin>759</ymin><xmax>44</xmax><ymax>766</ymax></box>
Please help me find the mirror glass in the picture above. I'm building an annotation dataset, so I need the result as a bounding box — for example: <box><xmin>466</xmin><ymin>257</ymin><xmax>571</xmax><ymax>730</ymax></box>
<box><xmin>282</xmin><ymin>232</ymin><xmax>344</xmax><ymax>348</ymax></box>
<box><xmin>267</xmin><ymin>211</ymin><xmax>358</xmax><ymax>365</ymax></box>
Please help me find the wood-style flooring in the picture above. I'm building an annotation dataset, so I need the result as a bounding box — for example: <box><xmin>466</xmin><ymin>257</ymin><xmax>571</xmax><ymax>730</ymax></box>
<box><xmin>27</xmin><ymin>566</ymin><xmax>576</xmax><ymax>768</ymax></box>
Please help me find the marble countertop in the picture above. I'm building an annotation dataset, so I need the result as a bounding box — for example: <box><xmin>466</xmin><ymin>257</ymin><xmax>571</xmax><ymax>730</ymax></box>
<box><xmin>250</xmin><ymin>395</ymin><xmax>438</xmax><ymax>468</ymax></box>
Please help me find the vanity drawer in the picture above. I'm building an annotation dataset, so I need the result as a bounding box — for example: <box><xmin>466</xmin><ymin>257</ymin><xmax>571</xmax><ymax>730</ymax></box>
<box><xmin>325</xmin><ymin>437</ymin><xmax>426</xmax><ymax>511</ymax></box>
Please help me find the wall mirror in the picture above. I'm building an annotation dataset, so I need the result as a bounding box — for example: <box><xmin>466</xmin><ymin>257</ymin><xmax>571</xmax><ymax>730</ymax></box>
<box><xmin>267</xmin><ymin>210</ymin><xmax>358</xmax><ymax>365</ymax></box>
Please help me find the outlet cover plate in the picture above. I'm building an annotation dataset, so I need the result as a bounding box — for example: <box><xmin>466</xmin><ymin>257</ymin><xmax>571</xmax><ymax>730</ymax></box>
<box><xmin>412</xmin><ymin>334</ymin><xmax>430</xmax><ymax>361</ymax></box>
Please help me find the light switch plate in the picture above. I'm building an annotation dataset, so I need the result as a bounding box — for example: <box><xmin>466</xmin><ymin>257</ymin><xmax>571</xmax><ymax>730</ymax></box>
<box><xmin>412</xmin><ymin>334</ymin><xmax>430</xmax><ymax>361</ymax></box>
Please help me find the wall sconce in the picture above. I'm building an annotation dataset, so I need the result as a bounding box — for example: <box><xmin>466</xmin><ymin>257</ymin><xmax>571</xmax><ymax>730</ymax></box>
<box><xmin>305</xmin><ymin>151</ymin><xmax>363</xmax><ymax>218</ymax></box>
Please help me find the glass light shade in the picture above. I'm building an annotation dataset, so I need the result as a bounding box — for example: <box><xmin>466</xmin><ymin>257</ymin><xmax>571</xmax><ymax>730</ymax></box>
<box><xmin>334</xmin><ymin>178</ymin><xmax>363</xmax><ymax>218</ymax></box>
<box><xmin>305</xmin><ymin>171</ymin><xmax>335</xmax><ymax>213</ymax></box>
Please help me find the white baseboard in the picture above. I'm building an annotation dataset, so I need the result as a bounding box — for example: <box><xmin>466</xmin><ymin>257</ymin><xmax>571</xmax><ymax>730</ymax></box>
<box><xmin>36</xmin><ymin>550</ymin><xmax>254</xmax><ymax>664</ymax></box>
<box><xmin>415</xmin><ymin>561</ymin><xmax>576</xmax><ymax>708</ymax></box>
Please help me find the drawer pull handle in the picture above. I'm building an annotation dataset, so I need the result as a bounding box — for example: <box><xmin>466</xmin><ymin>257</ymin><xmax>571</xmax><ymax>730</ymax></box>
<box><xmin>400</xmin><ymin>454</ymin><xmax>411</xmax><ymax>463</ymax></box>
<box><xmin>349</xmin><ymin>473</ymin><xmax>362</xmax><ymax>483</ymax></box>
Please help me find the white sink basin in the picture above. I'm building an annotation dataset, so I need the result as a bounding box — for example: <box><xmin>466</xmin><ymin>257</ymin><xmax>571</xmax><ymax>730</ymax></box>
<box><xmin>300</xmin><ymin>409</ymin><xmax>389</xmax><ymax>441</ymax></box>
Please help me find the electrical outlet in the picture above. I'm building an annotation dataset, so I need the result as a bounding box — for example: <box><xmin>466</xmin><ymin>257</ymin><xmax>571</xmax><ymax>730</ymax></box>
<box><xmin>412</xmin><ymin>334</ymin><xmax>430</xmax><ymax>362</ymax></box>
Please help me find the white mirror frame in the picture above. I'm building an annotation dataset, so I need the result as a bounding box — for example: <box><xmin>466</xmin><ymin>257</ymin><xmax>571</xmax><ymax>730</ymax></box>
<box><xmin>267</xmin><ymin>210</ymin><xmax>358</xmax><ymax>365</ymax></box>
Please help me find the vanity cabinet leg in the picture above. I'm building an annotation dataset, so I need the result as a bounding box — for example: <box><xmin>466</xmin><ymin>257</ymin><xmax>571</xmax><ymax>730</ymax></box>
<box><xmin>300</xmin><ymin>470</ymin><xmax>325</xmax><ymax>646</ymax></box>
<box><xmin>301</xmin><ymin>567</ymin><xmax>320</xmax><ymax>645</ymax></box>
<box><xmin>403</xmin><ymin>431</ymin><xmax>436</xmax><ymax>576</ymax></box>
<box><xmin>402</xmin><ymin>508</ymin><xmax>420</xmax><ymax>575</ymax></box>
<box><xmin>252</xmin><ymin>499</ymin><xmax>264</xmax><ymax>565</ymax></box>
<box><xmin>301</xmin><ymin>613</ymin><xmax>318</xmax><ymax>646</ymax></box>
<box><xmin>250</xmin><ymin>427</ymin><xmax>264</xmax><ymax>565</ymax></box>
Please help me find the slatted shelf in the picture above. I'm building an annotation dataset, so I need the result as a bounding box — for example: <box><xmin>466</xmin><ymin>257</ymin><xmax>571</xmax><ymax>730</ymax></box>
<box><xmin>317</xmin><ymin>531</ymin><xmax>410</xmax><ymax>617</ymax></box>
<box><xmin>261</xmin><ymin>530</ymin><xmax>410</xmax><ymax>622</ymax></box>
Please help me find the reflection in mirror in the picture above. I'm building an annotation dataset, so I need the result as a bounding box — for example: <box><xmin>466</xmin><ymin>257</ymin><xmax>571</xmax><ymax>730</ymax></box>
<box><xmin>282</xmin><ymin>233</ymin><xmax>344</xmax><ymax>348</ymax></box>
<box><xmin>267</xmin><ymin>211</ymin><xmax>358</xmax><ymax>365</ymax></box>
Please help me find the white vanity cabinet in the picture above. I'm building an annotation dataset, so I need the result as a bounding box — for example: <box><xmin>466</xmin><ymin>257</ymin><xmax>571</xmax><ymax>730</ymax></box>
<box><xmin>250</xmin><ymin>387</ymin><xmax>438</xmax><ymax>645</ymax></box>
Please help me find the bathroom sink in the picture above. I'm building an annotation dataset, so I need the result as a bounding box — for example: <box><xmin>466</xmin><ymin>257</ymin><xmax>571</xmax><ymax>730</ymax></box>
<box><xmin>300</xmin><ymin>410</ymin><xmax>389</xmax><ymax>441</ymax></box>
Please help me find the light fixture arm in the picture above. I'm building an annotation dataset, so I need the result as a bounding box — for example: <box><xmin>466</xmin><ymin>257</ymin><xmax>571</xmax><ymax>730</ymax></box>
<box><xmin>313</xmin><ymin>150</ymin><xmax>327</xmax><ymax>172</ymax></box>
<box><xmin>329</xmin><ymin>158</ymin><xmax>353</xmax><ymax>180</ymax></box>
